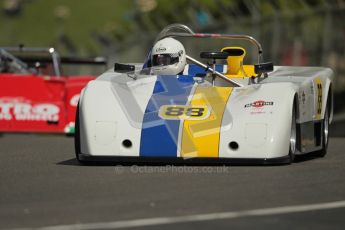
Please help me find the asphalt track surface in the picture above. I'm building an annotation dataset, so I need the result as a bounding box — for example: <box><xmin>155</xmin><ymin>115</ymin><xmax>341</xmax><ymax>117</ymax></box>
<box><xmin>0</xmin><ymin>122</ymin><xmax>345</xmax><ymax>230</ymax></box>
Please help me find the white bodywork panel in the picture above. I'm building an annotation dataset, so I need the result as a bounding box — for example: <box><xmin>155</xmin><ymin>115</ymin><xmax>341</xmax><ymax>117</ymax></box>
<box><xmin>80</xmin><ymin>70</ymin><xmax>156</xmax><ymax>156</ymax></box>
<box><xmin>78</xmin><ymin>65</ymin><xmax>333</xmax><ymax>159</ymax></box>
<box><xmin>218</xmin><ymin>83</ymin><xmax>296</xmax><ymax>159</ymax></box>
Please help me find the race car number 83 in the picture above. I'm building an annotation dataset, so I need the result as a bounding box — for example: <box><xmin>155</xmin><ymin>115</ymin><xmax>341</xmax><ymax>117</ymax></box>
<box><xmin>159</xmin><ymin>105</ymin><xmax>210</xmax><ymax>120</ymax></box>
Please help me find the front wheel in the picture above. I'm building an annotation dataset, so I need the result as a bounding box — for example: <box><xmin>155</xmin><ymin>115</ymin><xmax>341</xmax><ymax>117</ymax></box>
<box><xmin>74</xmin><ymin>104</ymin><xmax>84</xmax><ymax>164</ymax></box>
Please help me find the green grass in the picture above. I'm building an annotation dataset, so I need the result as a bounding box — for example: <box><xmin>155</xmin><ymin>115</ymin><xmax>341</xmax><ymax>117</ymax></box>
<box><xmin>0</xmin><ymin>0</ymin><xmax>134</xmax><ymax>54</ymax></box>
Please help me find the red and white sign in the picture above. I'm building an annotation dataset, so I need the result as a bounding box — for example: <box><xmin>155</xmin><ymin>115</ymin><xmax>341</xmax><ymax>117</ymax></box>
<box><xmin>0</xmin><ymin>98</ymin><xmax>60</xmax><ymax>122</ymax></box>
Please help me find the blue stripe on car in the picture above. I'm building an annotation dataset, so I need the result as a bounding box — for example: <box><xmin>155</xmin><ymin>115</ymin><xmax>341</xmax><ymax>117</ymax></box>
<box><xmin>188</xmin><ymin>64</ymin><xmax>224</xmax><ymax>76</ymax></box>
<box><xmin>140</xmin><ymin>75</ymin><xmax>194</xmax><ymax>157</ymax></box>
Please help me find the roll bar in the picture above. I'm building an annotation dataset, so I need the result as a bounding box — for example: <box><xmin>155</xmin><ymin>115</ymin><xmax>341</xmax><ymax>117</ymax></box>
<box><xmin>185</xmin><ymin>55</ymin><xmax>243</xmax><ymax>87</ymax></box>
<box><xmin>155</xmin><ymin>23</ymin><xmax>263</xmax><ymax>63</ymax></box>
<box><xmin>154</xmin><ymin>23</ymin><xmax>267</xmax><ymax>87</ymax></box>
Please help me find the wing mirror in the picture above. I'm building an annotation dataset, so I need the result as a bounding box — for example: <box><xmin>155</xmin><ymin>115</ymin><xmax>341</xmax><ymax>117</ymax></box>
<box><xmin>254</xmin><ymin>62</ymin><xmax>274</xmax><ymax>75</ymax></box>
<box><xmin>114</xmin><ymin>63</ymin><xmax>135</xmax><ymax>73</ymax></box>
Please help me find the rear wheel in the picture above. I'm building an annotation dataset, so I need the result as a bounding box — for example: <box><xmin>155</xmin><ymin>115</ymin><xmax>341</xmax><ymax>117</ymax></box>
<box><xmin>288</xmin><ymin>101</ymin><xmax>297</xmax><ymax>163</ymax></box>
<box><xmin>316</xmin><ymin>100</ymin><xmax>330</xmax><ymax>157</ymax></box>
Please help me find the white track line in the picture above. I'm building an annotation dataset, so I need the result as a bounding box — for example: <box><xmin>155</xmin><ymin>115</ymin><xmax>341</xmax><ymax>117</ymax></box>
<box><xmin>12</xmin><ymin>200</ymin><xmax>345</xmax><ymax>230</ymax></box>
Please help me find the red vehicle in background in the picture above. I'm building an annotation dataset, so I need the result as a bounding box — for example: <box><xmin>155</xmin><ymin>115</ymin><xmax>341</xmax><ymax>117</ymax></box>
<box><xmin>0</xmin><ymin>46</ymin><xmax>107</xmax><ymax>134</ymax></box>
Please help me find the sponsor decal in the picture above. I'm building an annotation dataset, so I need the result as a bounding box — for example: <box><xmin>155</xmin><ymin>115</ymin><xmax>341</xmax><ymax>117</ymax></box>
<box><xmin>244</xmin><ymin>100</ymin><xmax>274</xmax><ymax>108</ymax></box>
<box><xmin>300</xmin><ymin>90</ymin><xmax>307</xmax><ymax>116</ymax></box>
<box><xmin>159</xmin><ymin>105</ymin><xmax>210</xmax><ymax>120</ymax></box>
<box><xmin>316</xmin><ymin>80</ymin><xmax>322</xmax><ymax>119</ymax></box>
<box><xmin>249</xmin><ymin>111</ymin><xmax>266</xmax><ymax>115</ymax></box>
<box><xmin>156</xmin><ymin>47</ymin><xmax>166</xmax><ymax>52</ymax></box>
<box><xmin>301</xmin><ymin>91</ymin><xmax>306</xmax><ymax>105</ymax></box>
<box><xmin>0</xmin><ymin>98</ymin><xmax>59</xmax><ymax>122</ymax></box>
<box><xmin>244</xmin><ymin>100</ymin><xmax>274</xmax><ymax>115</ymax></box>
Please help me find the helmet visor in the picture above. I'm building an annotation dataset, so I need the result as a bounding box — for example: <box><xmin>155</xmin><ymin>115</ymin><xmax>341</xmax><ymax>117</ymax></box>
<box><xmin>152</xmin><ymin>54</ymin><xmax>179</xmax><ymax>66</ymax></box>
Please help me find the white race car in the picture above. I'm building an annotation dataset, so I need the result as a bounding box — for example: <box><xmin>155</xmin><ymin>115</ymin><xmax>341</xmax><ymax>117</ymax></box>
<box><xmin>75</xmin><ymin>24</ymin><xmax>333</xmax><ymax>164</ymax></box>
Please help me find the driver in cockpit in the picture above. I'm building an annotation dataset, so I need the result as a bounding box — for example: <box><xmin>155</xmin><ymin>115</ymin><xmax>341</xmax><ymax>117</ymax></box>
<box><xmin>149</xmin><ymin>37</ymin><xmax>186</xmax><ymax>75</ymax></box>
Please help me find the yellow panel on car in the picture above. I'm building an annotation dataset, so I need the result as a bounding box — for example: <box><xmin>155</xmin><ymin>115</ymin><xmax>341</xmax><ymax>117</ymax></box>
<box><xmin>181</xmin><ymin>86</ymin><xmax>233</xmax><ymax>158</ymax></box>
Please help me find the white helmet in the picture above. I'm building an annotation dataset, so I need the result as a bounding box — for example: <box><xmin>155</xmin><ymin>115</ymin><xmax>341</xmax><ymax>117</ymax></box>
<box><xmin>151</xmin><ymin>37</ymin><xmax>186</xmax><ymax>75</ymax></box>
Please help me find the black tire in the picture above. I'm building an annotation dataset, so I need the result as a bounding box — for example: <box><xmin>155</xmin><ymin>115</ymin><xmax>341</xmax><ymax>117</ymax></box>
<box><xmin>74</xmin><ymin>104</ymin><xmax>84</xmax><ymax>163</ymax></box>
<box><xmin>316</xmin><ymin>99</ymin><xmax>330</xmax><ymax>157</ymax></box>
<box><xmin>288</xmin><ymin>100</ymin><xmax>297</xmax><ymax>163</ymax></box>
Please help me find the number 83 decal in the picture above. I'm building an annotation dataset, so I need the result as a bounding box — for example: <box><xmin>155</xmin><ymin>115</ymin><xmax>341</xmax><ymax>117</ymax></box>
<box><xmin>159</xmin><ymin>105</ymin><xmax>211</xmax><ymax>120</ymax></box>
